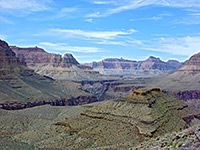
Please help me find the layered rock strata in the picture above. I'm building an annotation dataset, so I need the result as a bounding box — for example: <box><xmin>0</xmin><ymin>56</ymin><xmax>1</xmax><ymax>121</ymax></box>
<box><xmin>84</xmin><ymin>57</ymin><xmax>184</xmax><ymax>77</ymax></box>
<box><xmin>13</xmin><ymin>89</ymin><xmax>200</xmax><ymax>149</ymax></box>
<box><xmin>11</xmin><ymin>46</ymin><xmax>105</xmax><ymax>81</ymax></box>
<box><xmin>148</xmin><ymin>52</ymin><xmax>200</xmax><ymax>106</ymax></box>
<box><xmin>0</xmin><ymin>40</ymin><xmax>97</xmax><ymax>109</ymax></box>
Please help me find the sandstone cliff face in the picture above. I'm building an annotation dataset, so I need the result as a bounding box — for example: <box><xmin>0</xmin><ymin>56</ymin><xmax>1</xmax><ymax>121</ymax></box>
<box><xmin>148</xmin><ymin>52</ymin><xmax>200</xmax><ymax>104</ymax></box>
<box><xmin>11</xmin><ymin>46</ymin><xmax>79</xmax><ymax>68</ymax></box>
<box><xmin>186</xmin><ymin>52</ymin><xmax>200</xmax><ymax>66</ymax></box>
<box><xmin>0</xmin><ymin>40</ymin><xmax>97</xmax><ymax>109</ymax></box>
<box><xmin>0</xmin><ymin>40</ymin><xmax>31</xmax><ymax>78</ymax></box>
<box><xmin>11</xmin><ymin>46</ymin><xmax>105</xmax><ymax>81</ymax></box>
<box><xmin>84</xmin><ymin>56</ymin><xmax>184</xmax><ymax>77</ymax></box>
<box><xmin>177</xmin><ymin>52</ymin><xmax>200</xmax><ymax>73</ymax></box>
<box><xmin>0</xmin><ymin>41</ymin><xmax>22</xmax><ymax>66</ymax></box>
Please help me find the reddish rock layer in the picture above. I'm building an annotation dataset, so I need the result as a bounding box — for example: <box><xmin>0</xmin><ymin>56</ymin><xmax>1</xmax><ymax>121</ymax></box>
<box><xmin>0</xmin><ymin>41</ymin><xmax>23</xmax><ymax>66</ymax></box>
<box><xmin>85</xmin><ymin>56</ymin><xmax>184</xmax><ymax>71</ymax></box>
<box><xmin>11</xmin><ymin>46</ymin><xmax>79</xmax><ymax>68</ymax></box>
<box><xmin>0</xmin><ymin>95</ymin><xmax>97</xmax><ymax>110</ymax></box>
<box><xmin>0</xmin><ymin>40</ymin><xmax>30</xmax><ymax>77</ymax></box>
<box><xmin>0</xmin><ymin>40</ymin><xmax>98</xmax><ymax>110</ymax></box>
<box><xmin>148</xmin><ymin>51</ymin><xmax>200</xmax><ymax>105</ymax></box>
<box><xmin>186</xmin><ymin>52</ymin><xmax>200</xmax><ymax>66</ymax></box>
<box><xmin>11</xmin><ymin>46</ymin><xmax>104</xmax><ymax>81</ymax></box>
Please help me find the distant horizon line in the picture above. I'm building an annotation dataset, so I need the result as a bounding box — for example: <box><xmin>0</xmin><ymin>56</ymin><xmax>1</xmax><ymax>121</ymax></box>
<box><xmin>10</xmin><ymin>44</ymin><xmax>189</xmax><ymax>64</ymax></box>
<box><xmin>0</xmin><ymin>39</ymin><xmax>192</xmax><ymax>63</ymax></box>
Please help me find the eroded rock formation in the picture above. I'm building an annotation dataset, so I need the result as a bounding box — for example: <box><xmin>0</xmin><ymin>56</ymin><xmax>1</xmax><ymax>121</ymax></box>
<box><xmin>148</xmin><ymin>52</ymin><xmax>200</xmax><ymax>106</ymax></box>
<box><xmin>84</xmin><ymin>56</ymin><xmax>184</xmax><ymax>77</ymax></box>
<box><xmin>11</xmin><ymin>46</ymin><xmax>105</xmax><ymax>81</ymax></box>
<box><xmin>0</xmin><ymin>40</ymin><xmax>97</xmax><ymax>109</ymax></box>
<box><xmin>13</xmin><ymin>89</ymin><xmax>200</xmax><ymax>149</ymax></box>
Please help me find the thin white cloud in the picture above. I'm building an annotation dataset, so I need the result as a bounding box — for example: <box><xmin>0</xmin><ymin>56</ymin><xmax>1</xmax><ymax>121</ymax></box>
<box><xmin>0</xmin><ymin>0</ymin><xmax>52</xmax><ymax>14</ymax></box>
<box><xmin>86</xmin><ymin>0</ymin><xmax>200</xmax><ymax>18</ymax></box>
<box><xmin>92</xmin><ymin>1</ymin><xmax>115</xmax><ymax>5</ymax></box>
<box><xmin>95</xmin><ymin>40</ymin><xmax>127</xmax><ymax>46</ymax></box>
<box><xmin>87</xmin><ymin>0</ymin><xmax>118</xmax><ymax>5</ymax></box>
<box><xmin>48</xmin><ymin>28</ymin><xmax>136</xmax><ymax>40</ymax></box>
<box><xmin>86</xmin><ymin>12</ymin><xmax>101</xmax><ymax>18</ymax></box>
<box><xmin>93</xmin><ymin>1</ymin><xmax>109</xmax><ymax>4</ymax></box>
<box><xmin>186</xmin><ymin>8</ymin><xmax>200</xmax><ymax>13</ymax></box>
<box><xmin>175</xmin><ymin>15</ymin><xmax>200</xmax><ymax>25</ymax></box>
<box><xmin>130</xmin><ymin>16</ymin><xmax>162</xmax><ymax>22</ymax></box>
<box><xmin>0</xmin><ymin>16</ymin><xmax>13</xmax><ymax>24</ymax></box>
<box><xmin>39</xmin><ymin>42</ymin><xmax>103</xmax><ymax>53</ymax></box>
<box><xmin>0</xmin><ymin>34</ymin><xmax>7</xmax><ymax>39</ymax></box>
<box><xmin>31</xmin><ymin>7</ymin><xmax>78</xmax><ymax>21</ymax></box>
<box><xmin>84</xmin><ymin>18</ymin><xmax>93</xmax><ymax>22</ymax></box>
<box><xmin>189</xmin><ymin>13</ymin><xmax>200</xmax><ymax>16</ymax></box>
<box><xmin>55</xmin><ymin>7</ymin><xmax>78</xmax><ymax>18</ymax></box>
<box><xmin>95</xmin><ymin>39</ymin><xmax>143</xmax><ymax>46</ymax></box>
<box><xmin>144</xmin><ymin>36</ymin><xmax>200</xmax><ymax>56</ymax></box>
<box><xmin>130</xmin><ymin>13</ymin><xmax>172</xmax><ymax>22</ymax></box>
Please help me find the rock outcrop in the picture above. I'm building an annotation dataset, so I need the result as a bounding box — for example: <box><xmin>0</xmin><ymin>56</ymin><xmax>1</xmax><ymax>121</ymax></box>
<box><xmin>0</xmin><ymin>95</ymin><xmax>97</xmax><ymax>110</ymax></box>
<box><xmin>84</xmin><ymin>56</ymin><xmax>184</xmax><ymax>77</ymax></box>
<box><xmin>0</xmin><ymin>40</ymin><xmax>29</xmax><ymax>77</ymax></box>
<box><xmin>13</xmin><ymin>89</ymin><xmax>200</xmax><ymax>149</ymax></box>
<box><xmin>82</xmin><ymin>79</ymin><xmax>146</xmax><ymax>101</ymax></box>
<box><xmin>131</xmin><ymin>124</ymin><xmax>200</xmax><ymax>150</ymax></box>
<box><xmin>11</xmin><ymin>46</ymin><xmax>79</xmax><ymax>68</ymax></box>
<box><xmin>0</xmin><ymin>40</ymin><xmax>97</xmax><ymax>109</ymax></box>
<box><xmin>148</xmin><ymin>52</ymin><xmax>200</xmax><ymax>105</ymax></box>
<box><xmin>11</xmin><ymin>46</ymin><xmax>106</xmax><ymax>81</ymax></box>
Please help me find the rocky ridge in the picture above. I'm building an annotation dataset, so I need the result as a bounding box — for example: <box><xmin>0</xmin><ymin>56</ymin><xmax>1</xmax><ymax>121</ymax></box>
<box><xmin>84</xmin><ymin>57</ymin><xmax>184</xmax><ymax>77</ymax></box>
<box><xmin>12</xmin><ymin>88</ymin><xmax>200</xmax><ymax>149</ymax></box>
<box><xmin>0</xmin><ymin>40</ymin><xmax>97</xmax><ymax>109</ymax></box>
<box><xmin>0</xmin><ymin>40</ymin><xmax>30</xmax><ymax>78</ymax></box>
<box><xmin>11</xmin><ymin>46</ymin><xmax>106</xmax><ymax>81</ymax></box>
<box><xmin>131</xmin><ymin>124</ymin><xmax>200</xmax><ymax>150</ymax></box>
<box><xmin>148</xmin><ymin>52</ymin><xmax>200</xmax><ymax>105</ymax></box>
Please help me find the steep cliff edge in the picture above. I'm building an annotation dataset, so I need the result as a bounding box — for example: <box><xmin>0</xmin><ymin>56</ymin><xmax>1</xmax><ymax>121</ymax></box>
<box><xmin>0</xmin><ymin>40</ymin><xmax>97</xmax><ymax>109</ymax></box>
<box><xmin>11</xmin><ymin>46</ymin><xmax>107</xmax><ymax>81</ymax></box>
<box><xmin>84</xmin><ymin>56</ymin><xmax>184</xmax><ymax>77</ymax></box>
<box><xmin>148</xmin><ymin>52</ymin><xmax>200</xmax><ymax>107</ymax></box>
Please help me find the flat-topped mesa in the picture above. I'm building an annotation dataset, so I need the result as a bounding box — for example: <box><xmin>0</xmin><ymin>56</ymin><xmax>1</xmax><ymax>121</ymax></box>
<box><xmin>0</xmin><ymin>40</ymin><xmax>98</xmax><ymax>109</ymax></box>
<box><xmin>127</xmin><ymin>88</ymin><xmax>161</xmax><ymax>104</ymax></box>
<box><xmin>84</xmin><ymin>56</ymin><xmax>184</xmax><ymax>77</ymax></box>
<box><xmin>11</xmin><ymin>46</ymin><xmax>103</xmax><ymax>81</ymax></box>
<box><xmin>133</xmin><ymin>88</ymin><xmax>161</xmax><ymax>96</ymax></box>
<box><xmin>11</xmin><ymin>46</ymin><xmax>81</xmax><ymax>68</ymax></box>
<box><xmin>10</xmin><ymin>46</ymin><xmax>46</xmax><ymax>53</ymax></box>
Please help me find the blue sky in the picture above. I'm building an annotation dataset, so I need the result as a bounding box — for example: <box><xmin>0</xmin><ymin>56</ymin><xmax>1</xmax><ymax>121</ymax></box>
<box><xmin>0</xmin><ymin>0</ymin><xmax>200</xmax><ymax>63</ymax></box>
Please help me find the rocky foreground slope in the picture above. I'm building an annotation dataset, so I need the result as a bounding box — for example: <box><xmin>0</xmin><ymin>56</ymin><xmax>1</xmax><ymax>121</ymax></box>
<box><xmin>11</xmin><ymin>46</ymin><xmax>108</xmax><ymax>81</ymax></box>
<box><xmin>1</xmin><ymin>88</ymin><xmax>198</xmax><ymax>149</ymax></box>
<box><xmin>84</xmin><ymin>57</ymin><xmax>184</xmax><ymax>77</ymax></box>
<box><xmin>0</xmin><ymin>40</ymin><xmax>97</xmax><ymax>109</ymax></box>
<box><xmin>131</xmin><ymin>124</ymin><xmax>200</xmax><ymax>150</ymax></box>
